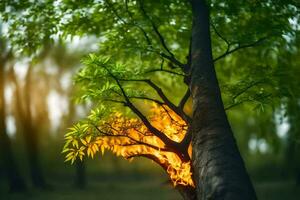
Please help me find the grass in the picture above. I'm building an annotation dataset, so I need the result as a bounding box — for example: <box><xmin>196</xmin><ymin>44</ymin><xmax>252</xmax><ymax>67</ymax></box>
<box><xmin>0</xmin><ymin>176</ymin><xmax>179</xmax><ymax>200</ymax></box>
<box><xmin>1</xmin><ymin>176</ymin><xmax>300</xmax><ymax>200</ymax></box>
<box><xmin>255</xmin><ymin>181</ymin><xmax>300</xmax><ymax>200</ymax></box>
<box><xmin>1</xmin><ymin>156</ymin><xmax>300</xmax><ymax>200</ymax></box>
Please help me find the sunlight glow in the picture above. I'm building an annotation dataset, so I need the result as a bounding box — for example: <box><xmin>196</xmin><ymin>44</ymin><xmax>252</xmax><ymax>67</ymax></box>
<box><xmin>47</xmin><ymin>90</ymin><xmax>69</xmax><ymax>131</ymax></box>
<box><xmin>248</xmin><ymin>137</ymin><xmax>269</xmax><ymax>154</ymax></box>
<box><xmin>64</xmin><ymin>103</ymin><xmax>194</xmax><ymax>187</ymax></box>
<box><xmin>275</xmin><ymin>109</ymin><xmax>290</xmax><ymax>138</ymax></box>
<box><xmin>6</xmin><ymin>115</ymin><xmax>16</xmax><ymax>137</ymax></box>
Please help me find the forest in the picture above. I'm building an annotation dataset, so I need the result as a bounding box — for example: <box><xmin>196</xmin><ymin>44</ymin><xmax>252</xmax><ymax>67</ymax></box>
<box><xmin>0</xmin><ymin>0</ymin><xmax>299</xmax><ymax>200</ymax></box>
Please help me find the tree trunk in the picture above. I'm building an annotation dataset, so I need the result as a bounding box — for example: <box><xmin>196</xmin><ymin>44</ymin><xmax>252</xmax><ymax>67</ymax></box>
<box><xmin>10</xmin><ymin>65</ymin><xmax>47</xmax><ymax>189</ymax></box>
<box><xmin>189</xmin><ymin>0</ymin><xmax>256</xmax><ymax>199</ymax></box>
<box><xmin>74</xmin><ymin>159</ymin><xmax>86</xmax><ymax>189</ymax></box>
<box><xmin>285</xmin><ymin>99</ymin><xmax>300</xmax><ymax>185</ymax></box>
<box><xmin>0</xmin><ymin>63</ymin><xmax>26</xmax><ymax>192</ymax></box>
<box><xmin>23</xmin><ymin>64</ymin><xmax>47</xmax><ymax>188</ymax></box>
<box><xmin>64</xmin><ymin>93</ymin><xmax>87</xmax><ymax>189</ymax></box>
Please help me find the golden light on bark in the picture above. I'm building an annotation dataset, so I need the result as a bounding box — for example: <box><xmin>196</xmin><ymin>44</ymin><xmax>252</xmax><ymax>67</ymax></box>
<box><xmin>64</xmin><ymin>103</ymin><xmax>194</xmax><ymax>187</ymax></box>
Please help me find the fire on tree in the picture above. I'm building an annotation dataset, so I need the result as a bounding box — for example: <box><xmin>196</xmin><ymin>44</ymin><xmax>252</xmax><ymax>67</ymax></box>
<box><xmin>64</xmin><ymin>103</ymin><xmax>194</xmax><ymax>188</ymax></box>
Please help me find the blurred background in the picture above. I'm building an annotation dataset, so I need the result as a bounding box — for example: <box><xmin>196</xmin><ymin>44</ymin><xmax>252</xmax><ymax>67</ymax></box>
<box><xmin>0</xmin><ymin>20</ymin><xmax>300</xmax><ymax>200</ymax></box>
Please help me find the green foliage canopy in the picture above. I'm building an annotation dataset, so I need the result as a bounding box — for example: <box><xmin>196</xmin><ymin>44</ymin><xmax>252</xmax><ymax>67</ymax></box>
<box><xmin>1</xmin><ymin>0</ymin><xmax>300</xmax><ymax>159</ymax></box>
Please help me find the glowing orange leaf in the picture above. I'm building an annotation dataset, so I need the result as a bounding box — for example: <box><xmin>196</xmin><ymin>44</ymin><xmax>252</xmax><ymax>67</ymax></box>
<box><xmin>64</xmin><ymin>103</ymin><xmax>194</xmax><ymax>187</ymax></box>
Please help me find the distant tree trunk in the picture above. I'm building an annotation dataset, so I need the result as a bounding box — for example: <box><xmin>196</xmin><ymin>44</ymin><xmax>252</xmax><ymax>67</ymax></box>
<box><xmin>285</xmin><ymin>99</ymin><xmax>300</xmax><ymax>185</ymax></box>
<box><xmin>71</xmin><ymin>105</ymin><xmax>86</xmax><ymax>189</ymax></box>
<box><xmin>65</xmin><ymin>93</ymin><xmax>87</xmax><ymax>189</ymax></box>
<box><xmin>74</xmin><ymin>159</ymin><xmax>86</xmax><ymax>189</ymax></box>
<box><xmin>188</xmin><ymin>1</ymin><xmax>256</xmax><ymax>199</ymax></box>
<box><xmin>23</xmin><ymin>64</ymin><xmax>47</xmax><ymax>188</ymax></box>
<box><xmin>0</xmin><ymin>62</ymin><xmax>26</xmax><ymax>192</ymax></box>
<box><xmin>10</xmin><ymin>65</ymin><xmax>47</xmax><ymax>189</ymax></box>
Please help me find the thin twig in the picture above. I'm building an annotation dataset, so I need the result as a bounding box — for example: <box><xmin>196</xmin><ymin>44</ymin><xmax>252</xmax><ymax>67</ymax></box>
<box><xmin>214</xmin><ymin>36</ymin><xmax>268</xmax><ymax>62</ymax></box>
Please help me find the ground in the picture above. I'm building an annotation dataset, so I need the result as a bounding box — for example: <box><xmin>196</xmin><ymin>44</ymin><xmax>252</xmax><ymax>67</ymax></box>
<box><xmin>1</xmin><ymin>153</ymin><xmax>299</xmax><ymax>200</ymax></box>
<box><xmin>1</xmin><ymin>175</ymin><xmax>300</xmax><ymax>200</ymax></box>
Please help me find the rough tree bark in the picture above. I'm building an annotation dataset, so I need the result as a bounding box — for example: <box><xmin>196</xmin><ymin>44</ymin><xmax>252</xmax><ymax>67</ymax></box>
<box><xmin>188</xmin><ymin>0</ymin><xmax>257</xmax><ymax>199</ymax></box>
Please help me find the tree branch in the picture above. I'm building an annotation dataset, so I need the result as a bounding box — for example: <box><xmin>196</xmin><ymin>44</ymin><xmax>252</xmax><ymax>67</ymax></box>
<box><xmin>145</xmin><ymin>68</ymin><xmax>186</xmax><ymax>77</ymax></box>
<box><xmin>138</xmin><ymin>0</ymin><xmax>173</xmax><ymax>57</ymax></box>
<box><xmin>103</xmin><ymin>99</ymin><xmax>126</xmax><ymax>104</ymax></box>
<box><xmin>94</xmin><ymin>126</ymin><xmax>172</xmax><ymax>152</ymax></box>
<box><xmin>130</xmin><ymin>45</ymin><xmax>185</xmax><ymax>70</ymax></box>
<box><xmin>105</xmin><ymin>0</ymin><xmax>186</xmax><ymax>70</ymax></box>
<box><xmin>160</xmin><ymin>105</ymin><xmax>188</xmax><ymax>129</ymax></box>
<box><xmin>232</xmin><ymin>80</ymin><xmax>263</xmax><ymax>101</ymax></box>
<box><xmin>105</xmin><ymin>0</ymin><xmax>152</xmax><ymax>46</ymax></box>
<box><xmin>119</xmin><ymin>78</ymin><xmax>191</xmax><ymax>123</ymax></box>
<box><xmin>213</xmin><ymin>36</ymin><xmax>268</xmax><ymax>62</ymax></box>
<box><xmin>125</xmin><ymin>153</ymin><xmax>169</xmax><ymax>170</ymax></box>
<box><xmin>178</xmin><ymin>89</ymin><xmax>190</xmax><ymax>111</ymax></box>
<box><xmin>101</xmin><ymin>66</ymin><xmax>180</xmax><ymax>149</ymax></box>
<box><xmin>225</xmin><ymin>93</ymin><xmax>272</xmax><ymax>110</ymax></box>
<box><xmin>160</xmin><ymin>52</ymin><xmax>186</xmax><ymax>69</ymax></box>
<box><xmin>129</xmin><ymin>96</ymin><xmax>164</xmax><ymax>105</ymax></box>
<box><xmin>137</xmin><ymin>0</ymin><xmax>187</xmax><ymax>71</ymax></box>
<box><xmin>211</xmin><ymin>22</ymin><xmax>230</xmax><ymax>47</ymax></box>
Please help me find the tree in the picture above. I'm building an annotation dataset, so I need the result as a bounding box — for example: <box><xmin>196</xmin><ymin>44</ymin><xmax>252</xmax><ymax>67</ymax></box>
<box><xmin>278</xmin><ymin>33</ymin><xmax>300</xmax><ymax>184</ymax></box>
<box><xmin>1</xmin><ymin>0</ymin><xmax>299</xmax><ymax>199</ymax></box>
<box><xmin>9</xmin><ymin>63</ymin><xmax>47</xmax><ymax>189</ymax></box>
<box><xmin>50</xmin><ymin>44</ymin><xmax>89</xmax><ymax>189</ymax></box>
<box><xmin>0</xmin><ymin>25</ymin><xmax>27</xmax><ymax>192</ymax></box>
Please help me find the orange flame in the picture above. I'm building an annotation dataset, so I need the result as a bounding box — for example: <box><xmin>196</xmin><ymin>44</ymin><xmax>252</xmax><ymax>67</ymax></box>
<box><xmin>64</xmin><ymin>103</ymin><xmax>194</xmax><ymax>187</ymax></box>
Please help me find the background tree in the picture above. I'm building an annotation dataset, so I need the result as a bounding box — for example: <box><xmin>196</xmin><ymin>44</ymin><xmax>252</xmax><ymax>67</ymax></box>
<box><xmin>9</xmin><ymin>61</ymin><xmax>47</xmax><ymax>189</ymax></box>
<box><xmin>49</xmin><ymin>43</ymin><xmax>89</xmax><ymax>189</ymax></box>
<box><xmin>0</xmin><ymin>24</ymin><xmax>27</xmax><ymax>192</ymax></box>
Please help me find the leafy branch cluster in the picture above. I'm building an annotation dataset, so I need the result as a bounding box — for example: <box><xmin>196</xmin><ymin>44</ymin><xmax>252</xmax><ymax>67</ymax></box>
<box><xmin>63</xmin><ymin>101</ymin><xmax>194</xmax><ymax>186</ymax></box>
<box><xmin>61</xmin><ymin>53</ymin><xmax>196</xmax><ymax>186</ymax></box>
